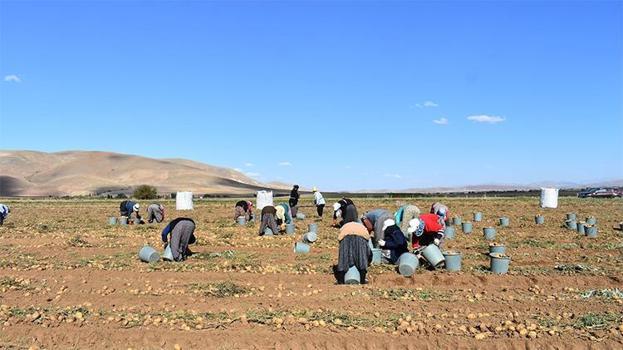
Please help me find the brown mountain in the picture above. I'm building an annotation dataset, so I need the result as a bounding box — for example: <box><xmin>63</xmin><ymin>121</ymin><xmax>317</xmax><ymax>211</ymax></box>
<box><xmin>0</xmin><ymin>150</ymin><xmax>286</xmax><ymax>197</ymax></box>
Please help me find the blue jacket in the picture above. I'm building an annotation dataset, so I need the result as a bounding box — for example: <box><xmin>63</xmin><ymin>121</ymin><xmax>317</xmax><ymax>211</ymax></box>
<box><xmin>382</xmin><ymin>225</ymin><xmax>408</xmax><ymax>264</ymax></box>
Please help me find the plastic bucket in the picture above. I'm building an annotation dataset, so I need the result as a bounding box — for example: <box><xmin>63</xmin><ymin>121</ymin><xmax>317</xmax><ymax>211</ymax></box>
<box><xmin>344</xmin><ymin>266</ymin><xmax>361</xmax><ymax>284</ymax></box>
<box><xmin>585</xmin><ymin>225</ymin><xmax>598</xmax><ymax>238</ymax></box>
<box><xmin>444</xmin><ymin>226</ymin><xmax>456</xmax><ymax>240</ymax></box>
<box><xmin>119</xmin><ymin>216</ymin><xmax>128</xmax><ymax>225</ymax></box>
<box><xmin>586</xmin><ymin>217</ymin><xmax>597</xmax><ymax>225</ymax></box>
<box><xmin>302</xmin><ymin>231</ymin><xmax>317</xmax><ymax>243</ymax></box>
<box><xmin>296</xmin><ymin>212</ymin><xmax>305</xmax><ymax>220</ymax></box>
<box><xmin>462</xmin><ymin>222</ymin><xmax>473</xmax><ymax>234</ymax></box>
<box><xmin>483</xmin><ymin>227</ymin><xmax>496</xmax><ymax>240</ymax></box>
<box><xmin>489</xmin><ymin>243</ymin><xmax>506</xmax><ymax>255</ymax></box>
<box><xmin>535</xmin><ymin>215</ymin><xmax>545</xmax><ymax>225</ymax></box>
<box><xmin>293</xmin><ymin>242</ymin><xmax>310</xmax><ymax>254</ymax></box>
<box><xmin>237</xmin><ymin>216</ymin><xmax>246</xmax><ymax>225</ymax></box>
<box><xmin>371</xmin><ymin>248</ymin><xmax>382</xmax><ymax>265</ymax></box>
<box><xmin>565</xmin><ymin>220</ymin><xmax>577</xmax><ymax>231</ymax></box>
<box><xmin>162</xmin><ymin>244</ymin><xmax>174</xmax><ymax>261</ymax></box>
<box><xmin>398</xmin><ymin>253</ymin><xmax>419</xmax><ymax>277</ymax></box>
<box><xmin>490</xmin><ymin>253</ymin><xmax>510</xmax><ymax>274</ymax></box>
<box><xmin>473</xmin><ymin>212</ymin><xmax>482</xmax><ymax>222</ymax></box>
<box><xmin>264</xmin><ymin>228</ymin><xmax>274</xmax><ymax>236</ymax></box>
<box><xmin>453</xmin><ymin>217</ymin><xmax>462</xmax><ymax>226</ymax></box>
<box><xmin>566</xmin><ymin>213</ymin><xmax>576</xmax><ymax>221</ymax></box>
<box><xmin>620</xmin><ymin>222</ymin><xmax>623</xmax><ymax>230</ymax></box>
<box><xmin>499</xmin><ymin>217</ymin><xmax>510</xmax><ymax>227</ymax></box>
<box><xmin>308</xmin><ymin>223</ymin><xmax>318</xmax><ymax>232</ymax></box>
<box><xmin>286</xmin><ymin>223</ymin><xmax>296</xmax><ymax>234</ymax></box>
<box><xmin>443</xmin><ymin>251</ymin><xmax>461</xmax><ymax>272</ymax></box>
<box><xmin>577</xmin><ymin>222</ymin><xmax>586</xmax><ymax>234</ymax></box>
<box><xmin>421</xmin><ymin>244</ymin><xmax>445</xmax><ymax>268</ymax></box>
<box><xmin>108</xmin><ymin>217</ymin><xmax>117</xmax><ymax>225</ymax></box>
<box><xmin>138</xmin><ymin>246</ymin><xmax>160</xmax><ymax>263</ymax></box>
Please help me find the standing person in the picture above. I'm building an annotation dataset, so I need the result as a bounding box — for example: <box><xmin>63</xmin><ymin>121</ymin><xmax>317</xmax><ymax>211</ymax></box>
<box><xmin>146</xmin><ymin>203</ymin><xmax>165</xmax><ymax>223</ymax></box>
<box><xmin>233</xmin><ymin>200</ymin><xmax>254</xmax><ymax>222</ymax></box>
<box><xmin>0</xmin><ymin>204</ymin><xmax>9</xmax><ymax>226</ymax></box>
<box><xmin>312</xmin><ymin>187</ymin><xmax>326</xmax><ymax>218</ymax></box>
<box><xmin>378</xmin><ymin>219</ymin><xmax>408</xmax><ymax>264</ymax></box>
<box><xmin>361</xmin><ymin>209</ymin><xmax>393</xmax><ymax>246</ymax></box>
<box><xmin>119</xmin><ymin>200</ymin><xmax>142</xmax><ymax>223</ymax></box>
<box><xmin>332</xmin><ymin>198</ymin><xmax>358</xmax><ymax>228</ymax></box>
<box><xmin>161</xmin><ymin>217</ymin><xmax>196</xmax><ymax>262</ymax></box>
<box><xmin>334</xmin><ymin>222</ymin><xmax>372</xmax><ymax>284</ymax></box>
<box><xmin>258</xmin><ymin>205</ymin><xmax>280</xmax><ymax>236</ymax></box>
<box><xmin>394</xmin><ymin>204</ymin><xmax>421</xmax><ymax>239</ymax></box>
<box><xmin>408</xmin><ymin>213</ymin><xmax>445</xmax><ymax>250</ymax></box>
<box><xmin>289</xmin><ymin>185</ymin><xmax>300</xmax><ymax>216</ymax></box>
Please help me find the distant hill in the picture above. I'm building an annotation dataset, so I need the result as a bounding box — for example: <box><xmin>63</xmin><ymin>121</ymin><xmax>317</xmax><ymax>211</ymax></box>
<box><xmin>0</xmin><ymin>150</ymin><xmax>288</xmax><ymax>197</ymax></box>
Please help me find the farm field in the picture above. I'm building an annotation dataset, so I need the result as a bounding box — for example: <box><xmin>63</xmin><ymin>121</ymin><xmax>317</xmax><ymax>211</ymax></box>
<box><xmin>0</xmin><ymin>197</ymin><xmax>622</xmax><ymax>349</ymax></box>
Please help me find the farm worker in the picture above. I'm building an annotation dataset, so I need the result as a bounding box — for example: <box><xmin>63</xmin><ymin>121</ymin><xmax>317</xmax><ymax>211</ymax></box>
<box><xmin>394</xmin><ymin>204</ymin><xmax>421</xmax><ymax>239</ymax></box>
<box><xmin>289</xmin><ymin>185</ymin><xmax>300</xmax><ymax>216</ymax></box>
<box><xmin>332</xmin><ymin>198</ymin><xmax>358</xmax><ymax>228</ymax></box>
<box><xmin>430</xmin><ymin>202</ymin><xmax>451</xmax><ymax>225</ymax></box>
<box><xmin>276</xmin><ymin>202</ymin><xmax>293</xmax><ymax>225</ymax></box>
<box><xmin>161</xmin><ymin>217</ymin><xmax>196</xmax><ymax>262</ymax></box>
<box><xmin>361</xmin><ymin>209</ymin><xmax>393</xmax><ymax>246</ymax></box>
<box><xmin>258</xmin><ymin>205</ymin><xmax>280</xmax><ymax>236</ymax></box>
<box><xmin>0</xmin><ymin>204</ymin><xmax>9</xmax><ymax>226</ymax></box>
<box><xmin>233</xmin><ymin>200</ymin><xmax>254</xmax><ymax>222</ymax></box>
<box><xmin>333</xmin><ymin>222</ymin><xmax>372</xmax><ymax>284</ymax></box>
<box><xmin>146</xmin><ymin>203</ymin><xmax>165</xmax><ymax>223</ymax></box>
<box><xmin>312</xmin><ymin>187</ymin><xmax>326</xmax><ymax>218</ymax></box>
<box><xmin>408</xmin><ymin>213</ymin><xmax>445</xmax><ymax>250</ymax></box>
<box><xmin>119</xmin><ymin>200</ymin><xmax>142</xmax><ymax>222</ymax></box>
<box><xmin>378</xmin><ymin>219</ymin><xmax>409</xmax><ymax>264</ymax></box>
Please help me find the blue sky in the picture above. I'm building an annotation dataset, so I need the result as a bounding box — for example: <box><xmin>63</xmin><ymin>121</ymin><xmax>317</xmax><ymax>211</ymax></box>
<box><xmin>1</xmin><ymin>1</ymin><xmax>622</xmax><ymax>191</ymax></box>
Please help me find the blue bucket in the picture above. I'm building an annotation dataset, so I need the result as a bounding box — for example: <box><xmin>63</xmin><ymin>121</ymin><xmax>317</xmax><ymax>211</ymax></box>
<box><xmin>565</xmin><ymin>220</ymin><xmax>577</xmax><ymax>231</ymax></box>
<box><xmin>585</xmin><ymin>225</ymin><xmax>598</xmax><ymax>238</ymax></box>
<box><xmin>302</xmin><ymin>231</ymin><xmax>317</xmax><ymax>243</ymax></box>
<box><xmin>138</xmin><ymin>246</ymin><xmax>160</xmax><ymax>263</ymax></box>
<box><xmin>586</xmin><ymin>217</ymin><xmax>597</xmax><ymax>225</ymax></box>
<box><xmin>499</xmin><ymin>217</ymin><xmax>510</xmax><ymax>227</ymax></box>
<box><xmin>535</xmin><ymin>215</ymin><xmax>545</xmax><ymax>225</ymax></box>
<box><xmin>286</xmin><ymin>223</ymin><xmax>296</xmax><ymax>234</ymax></box>
<box><xmin>443</xmin><ymin>251</ymin><xmax>461</xmax><ymax>272</ymax></box>
<box><xmin>162</xmin><ymin>244</ymin><xmax>174</xmax><ymax>261</ymax></box>
<box><xmin>444</xmin><ymin>226</ymin><xmax>456</xmax><ymax>240</ymax></box>
<box><xmin>490</xmin><ymin>253</ymin><xmax>510</xmax><ymax>274</ymax></box>
<box><xmin>371</xmin><ymin>248</ymin><xmax>382</xmax><ymax>265</ymax></box>
<box><xmin>483</xmin><ymin>227</ymin><xmax>496</xmax><ymax>240</ymax></box>
<box><xmin>489</xmin><ymin>243</ymin><xmax>506</xmax><ymax>255</ymax></box>
<box><xmin>453</xmin><ymin>217</ymin><xmax>462</xmax><ymax>226</ymax></box>
<box><xmin>344</xmin><ymin>266</ymin><xmax>361</xmax><ymax>284</ymax></box>
<box><xmin>462</xmin><ymin>222</ymin><xmax>473</xmax><ymax>234</ymax></box>
<box><xmin>308</xmin><ymin>223</ymin><xmax>318</xmax><ymax>232</ymax></box>
<box><xmin>293</xmin><ymin>242</ymin><xmax>310</xmax><ymax>254</ymax></box>
<box><xmin>296</xmin><ymin>212</ymin><xmax>305</xmax><ymax>220</ymax></box>
<box><xmin>398</xmin><ymin>252</ymin><xmax>419</xmax><ymax>277</ymax></box>
<box><xmin>119</xmin><ymin>216</ymin><xmax>128</xmax><ymax>225</ymax></box>
<box><xmin>473</xmin><ymin>212</ymin><xmax>482</xmax><ymax>222</ymax></box>
<box><xmin>237</xmin><ymin>216</ymin><xmax>246</xmax><ymax>225</ymax></box>
<box><xmin>108</xmin><ymin>217</ymin><xmax>117</xmax><ymax>225</ymax></box>
<box><xmin>421</xmin><ymin>244</ymin><xmax>445</xmax><ymax>268</ymax></box>
<box><xmin>264</xmin><ymin>228</ymin><xmax>274</xmax><ymax>236</ymax></box>
<box><xmin>577</xmin><ymin>222</ymin><xmax>585</xmax><ymax>234</ymax></box>
<box><xmin>566</xmin><ymin>213</ymin><xmax>576</xmax><ymax>221</ymax></box>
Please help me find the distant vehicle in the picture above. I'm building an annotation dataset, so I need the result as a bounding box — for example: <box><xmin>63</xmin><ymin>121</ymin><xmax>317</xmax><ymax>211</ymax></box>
<box><xmin>578</xmin><ymin>187</ymin><xmax>621</xmax><ymax>198</ymax></box>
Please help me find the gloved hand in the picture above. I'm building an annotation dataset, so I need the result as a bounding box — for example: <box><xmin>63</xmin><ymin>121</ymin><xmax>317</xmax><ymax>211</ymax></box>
<box><xmin>162</xmin><ymin>242</ymin><xmax>168</xmax><ymax>249</ymax></box>
<box><xmin>378</xmin><ymin>239</ymin><xmax>386</xmax><ymax>247</ymax></box>
<box><xmin>433</xmin><ymin>238</ymin><xmax>440</xmax><ymax>246</ymax></box>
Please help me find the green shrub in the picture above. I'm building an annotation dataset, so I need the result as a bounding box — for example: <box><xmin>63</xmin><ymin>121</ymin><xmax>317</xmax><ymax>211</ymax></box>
<box><xmin>133</xmin><ymin>185</ymin><xmax>158</xmax><ymax>199</ymax></box>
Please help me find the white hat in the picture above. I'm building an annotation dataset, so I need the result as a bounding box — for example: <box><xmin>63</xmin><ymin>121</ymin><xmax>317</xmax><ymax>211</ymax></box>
<box><xmin>312</xmin><ymin>187</ymin><xmax>318</xmax><ymax>192</ymax></box>
<box><xmin>382</xmin><ymin>219</ymin><xmax>395</xmax><ymax>232</ymax></box>
<box><xmin>133</xmin><ymin>203</ymin><xmax>140</xmax><ymax>212</ymax></box>
<box><xmin>407</xmin><ymin>218</ymin><xmax>421</xmax><ymax>233</ymax></box>
<box><xmin>332</xmin><ymin>203</ymin><xmax>341</xmax><ymax>212</ymax></box>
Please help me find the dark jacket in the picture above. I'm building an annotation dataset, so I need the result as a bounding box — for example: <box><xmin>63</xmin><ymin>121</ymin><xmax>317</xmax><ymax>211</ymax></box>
<box><xmin>382</xmin><ymin>225</ymin><xmax>408</xmax><ymax>264</ymax></box>
<box><xmin>261</xmin><ymin>205</ymin><xmax>276</xmax><ymax>216</ymax></box>
<box><xmin>235</xmin><ymin>200</ymin><xmax>249</xmax><ymax>211</ymax></box>
<box><xmin>289</xmin><ymin>188</ymin><xmax>300</xmax><ymax>207</ymax></box>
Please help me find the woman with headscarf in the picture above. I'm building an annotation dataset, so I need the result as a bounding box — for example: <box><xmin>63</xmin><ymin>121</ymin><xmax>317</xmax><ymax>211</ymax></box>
<box><xmin>161</xmin><ymin>217</ymin><xmax>196</xmax><ymax>262</ymax></box>
<box><xmin>146</xmin><ymin>203</ymin><xmax>165</xmax><ymax>223</ymax></box>
<box><xmin>312</xmin><ymin>187</ymin><xmax>326</xmax><ymax>218</ymax></box>
<box><xmin>394</xmin><ymin>204</ymin><xmax>421</xmax><ymax>240</ymax></box>
<box><xmin>332</xmin><ymin>198</ymin><xmax>358</xmax><ymax>228</ymax></box>
<box><xmin>333</xmin><ymin>222</ymin><xmax>372</xmax><ymax>284</ymax></box>
<box><xmin>258</xmin><ymin>205</ymin><xmax>280</xmax><ymax>236</ymax></box>
<box><xmin>0</xmin><ymin>204</ymin><xmax>10</xmax><ymax>226</ymax></box>
<box><xmin>233</xmin><ymin>200</ymin><xmax>254</xmax><ymax>222</ymax></box>
<box><xmin>361</xmin><ymin>209</ymin><xmax>393</xmax><ymax>247</ymax></box>
<box><xmin>289</xmin><ymin>185</ymin><xmax>300</xmax><ymax>216</ymax></box>
<box><xmin>119</xmin><ymin>200</ymin><xmax>142</xmax><ymax>223</ymax></box>
<box><xmin>377</xmin><ymin>219</ymin><xmax>408</xmax><ymax>264</ymax></box>
<box><xmin>408</xmin><ymin>213</ymin><xmax>445</xmax><ymax>250</ymax></box>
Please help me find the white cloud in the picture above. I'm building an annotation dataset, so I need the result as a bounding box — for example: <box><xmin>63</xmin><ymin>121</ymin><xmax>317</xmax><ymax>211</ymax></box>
<box><xmin>433</xmin><ymin>117</ymin><xmax>448</xmax><ymax>125</ymax></box>
<box><xmin>233</xmin><ymin>168</ymin><xmax>242</xmax><ymax>172</ymax></box>
<box><xmin>416</xmin><ymin>100</ymin><xmax>439</xmax><ymax>108</ymax></box>
<box><xmin>278</xmin><ymin>161</ymin><xmax>292</xmax><ymax>166</ymax></box>
<box><xmin>4</xmin><ymin>74</ymin><xmax>21</xmax><ymax>83</ymax></box>
<box><xmin>384</xmin><ymin>173</ymin><xmax>402</xmax><ymax>179</ymax></box>
<box><xmin>467</xmin><ymin>114</ymin><xmax>505</xmax><ymax>124</ymax></box>
<box><xmin>245</xmin><ymin>172</ymin><xmax>260</xmax><ymax>177</ymax></box>
<box><xmin>244</xmin><ymin>162</ymin><xmax>254</xmax><ymax>167</ymax></box>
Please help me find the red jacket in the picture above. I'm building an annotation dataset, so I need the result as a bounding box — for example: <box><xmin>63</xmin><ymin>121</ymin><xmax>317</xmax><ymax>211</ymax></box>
<box><xmin>420</xmin><ymin>213</ymin><xmax>444</xmax><ymax>234</ymax></box>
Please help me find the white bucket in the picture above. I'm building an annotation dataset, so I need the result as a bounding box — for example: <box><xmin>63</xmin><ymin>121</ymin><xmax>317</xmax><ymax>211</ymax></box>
<box><xmin>540</xmin><ymin>188</ymin><xmax>559</xmax><ymax>209</ymax></box>
<box><xmin>176</xmin><ymin>191</ymin><xmax>194</xmax><ymax>210</ymax></box>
